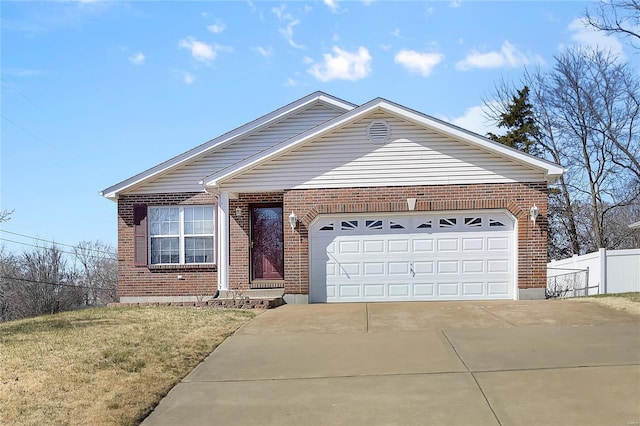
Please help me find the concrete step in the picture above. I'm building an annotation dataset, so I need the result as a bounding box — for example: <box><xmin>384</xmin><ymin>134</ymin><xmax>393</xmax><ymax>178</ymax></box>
<box><xmin>217</xmin><ymin>289</ymin><xmax>285</xmax><ymax>300</ymax></box>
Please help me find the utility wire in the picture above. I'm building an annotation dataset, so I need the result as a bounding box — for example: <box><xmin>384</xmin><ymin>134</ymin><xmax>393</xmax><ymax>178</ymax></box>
<box><xmin>0</xmin><ymin>230</ymin><xmax>116</xmax><ymax>256</ymax></box>
<box><xmin>0</xmin><ymin>238</ymin><xmax>117</xmax><ymax>261</ymax></box>
<box><xmin>0</xmin><ymin>114</ymin><xmax>42</xmax><ymax>141</ymax></box>
<box><xmin>1</xmin><ymin>78</ymin><xmax>47</xmax><ymax>112</ymax></box>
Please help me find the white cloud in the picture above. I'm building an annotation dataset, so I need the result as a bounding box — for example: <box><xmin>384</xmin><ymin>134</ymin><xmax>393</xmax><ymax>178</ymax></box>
<box><xmin>178</xmin><ymin>37</ymin><xmax>230</xmax><ymax>64</ymax></box>
<box><xmin>449</xmin><ymin>1</ymin><xmax>461</xmax><ymax>8</ymax></box>
<box><xmin>456</xmin><ymin>40</ymin><xmax>544</xmax><ymax>71</ymax></box>
<box><xmin>128</xmin><ymin>52</ymin><xmax>145</xmax><ymax>65</ymax></box>
<box><xmin>173</xmin><ymin>70</ymin><xmax>195</xmax><ymax>85</ymax></box>
<box><xmin>4</xmin><ymin>68</ymin><xmax>43</xmax><ymax>77</ymax></box>
<box><xmin>303</xmin><ymin>56</ymin><xmax>314</xmax><ymax>65</ymax></box>
<box><xmin>307</xmin><ymin>46</ymin><xmax>372</xmax><ymax>82</ymax></box>
<box><xmin>207</xmin><ymin>21</ymin><xmax>226</xmax><ymax>34</ymax></box>
<box><xmin>284</xmin><ymin>77</ymin><xmax>299</xmax><ymax>87</ymax></box>
<box><xmin>324</xmin><ymin>0</ymin><xmax>339</xmax><ymax>13</ymax></box>
<box><xmin>394</xmin><ymin>49</ymin><xmax>444</xmax><ymax>77</ymax></box>
<box><xmin>272</xmin><ymin>5</ymin><xmax>304</xmax><ymax>49</ymax></box>
<box><xmin>566</xmin><ymin>17</ymin><xmax>625</xmax><ymax>60</ymax></box>
<box><xmin>445</xmin><ymin>102</ymin><xmax>500</xmax><ymax>136</ymax></box>
<box><xmin>256</xmin><ymin>46</ymin><xmax>273</xmax><ymax>58</ymax></box>
<box><xmin>183</xmin><ymin>72</ymin><xmax>195</xmax><ymax>84</ymax></box>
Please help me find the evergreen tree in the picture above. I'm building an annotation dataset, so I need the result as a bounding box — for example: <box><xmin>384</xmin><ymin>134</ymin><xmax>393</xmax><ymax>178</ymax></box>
<box><xmin>487</xmin><ymin>86</ymin><xmax>541</xmax><ymax>156</ymax></box>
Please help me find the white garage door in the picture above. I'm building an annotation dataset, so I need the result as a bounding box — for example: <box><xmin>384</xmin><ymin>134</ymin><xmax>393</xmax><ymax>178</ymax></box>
<box><xmin>309</xmin><ymin>211</ymin><xmax>515</xmax><ymax>303</ymax></box>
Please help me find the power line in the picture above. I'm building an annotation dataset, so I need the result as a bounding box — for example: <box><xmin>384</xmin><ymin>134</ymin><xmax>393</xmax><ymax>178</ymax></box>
<box><xmin>0</xmin><ymin>238</ymin><xmax>117</xmax><ymax>261</ymax></box>
<box><xmin>1</xmin><ymin>78</ymin><xmax>47</xmax><ymax>112</ymax></box>
<box><xmin>0</xmin><ymin>114</ymin><xmax>42</xmax><ymax>141</ymax></box>
<box><xmin>0</xmin><ymin>229</ymin><xmax>116</xmax><ymax>256</ymax></box>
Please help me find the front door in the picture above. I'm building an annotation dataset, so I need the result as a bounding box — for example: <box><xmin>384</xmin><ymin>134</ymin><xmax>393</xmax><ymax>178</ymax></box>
<box><xmin>250</xmin><ymin>205</ymin><xmax>284</xmax><ymax>281</ymax></box>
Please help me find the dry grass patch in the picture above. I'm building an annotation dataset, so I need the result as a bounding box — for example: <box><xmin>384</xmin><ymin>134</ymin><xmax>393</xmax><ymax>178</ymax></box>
<box><xmin>0</xmin><ymin>307</ymin><xmax>256</xmax><ymax>425</ymax></box>
<box><xmin>568</xmin><ymin>292</ymin><xmax>640</xmax><ymax>316</ymax></box>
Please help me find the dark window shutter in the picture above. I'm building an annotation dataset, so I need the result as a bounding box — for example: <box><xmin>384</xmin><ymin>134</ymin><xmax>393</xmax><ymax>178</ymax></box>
<box><xmin>133</xmin><ymin>205</ymin><xmax>148</xmax><ymax>266</ymax></box>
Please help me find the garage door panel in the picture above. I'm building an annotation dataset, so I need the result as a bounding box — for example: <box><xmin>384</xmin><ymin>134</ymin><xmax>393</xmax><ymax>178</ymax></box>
<box><xmin>338</xmin><ymin>240</ymin><xmax>360</xmax><ymax>254</ymax></box>
<box><xmin>488</xmin><ymin>282</ymin><xmax>510</xmax><ymax>295</ymax></box>
<box><xmin>388</xmin><ymin>239</ymin><xmax>410</xmax><ymax>253</ymax></box>
<box><xmin>437</xmin><ymin>239</ymin><xmax>459</xmax><ymax>252</ymax></box>
<box><xmin>388</xmin><ymin>284</ymin><xmax>410</xmax><ymax>297</ymax></box>
<box><xmin>488</xmin><ymin>259</ymin><xmax>509</xmax><ymax>273</ymax></box>
<box><xmin>363</xmin><ymin>240</ymin><xmax>385</xmax><ymax>253</ymax></box>
<box><xmin>487</xmin><ymin>237</ymin><xmax>509</xmax><ymax>251</ymax></box>
<box><xmin>326</xmin><ymin>263</ymin><xmax>337</xmax><ymax>276</ymax></box>
<box><xmin>339</xmin><ymin>285</ymin><xmax>360</xmax><ymax>298</ymax></box>
<box><xmin>463</xmin><ymin>282</ymin><xmax>484</xmax><ymax>296</ymax></box>
<box><xmin>437</xmin><ymin>282</ymin><xmax>460</xmax><ymax>296</ymax></box>
<box><xmin>414</xmin><ymin>283</ymin><xmax>435</xmax><ymax>297</ymax></box>
<box><xmin>338</xmin><ymin>263</ymin><xmax>360</xmax><ymax>277</ymax></box>
<box><xmin>413</xmin><ymin>261</ymin><xmax>434</xmax><ymax>275</ymax></box>
<box><xmin>388</xmin><ymin>262</ymin><xmax>410</xmax><ymax>275</ymax></box>
<box><xmin>363</xmin><ymin>262</ymin><xmax>385</xmax><ymax>275</ymax></box>
<box><xmin>413</xmin><ymin>239</ymin><xmax>434</xmax><ymax>252</ymax></box>
<box><xmin>462</xmin><ymin>238</ymin><xmax>484</xmax><ymax>251</ymax></box>
<box><xmin>437</xmin><ymin>260</ymin><xmax>459</xmax><ymax>274</ymax></box>
<box><xmin>310</xmin><ymin>211</ymin><xmax>515</xmax><ymax>303</ymax></box>
<box><xmin>326</xmin><ymin>285</ymin><xmax>336</xmax><ymax>298</ymax></box>
<box><xmin>364</xmin><ymin>284</ymin><xmax>385</xmax><ymax>297</ymax></box>
<box><xmin>462</xmin><ymin>260</ymin><xmax>484</xmax><ymax>273</ymax></box>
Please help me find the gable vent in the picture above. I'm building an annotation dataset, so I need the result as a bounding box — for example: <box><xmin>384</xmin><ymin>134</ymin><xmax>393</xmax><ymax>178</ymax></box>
<box><xmin>367</xmin><ymin>120</ymin><xmax>390</xmax><ymax>144</ymax></box>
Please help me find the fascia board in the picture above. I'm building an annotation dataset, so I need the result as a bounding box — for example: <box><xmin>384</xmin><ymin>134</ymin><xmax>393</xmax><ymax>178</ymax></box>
<box><xmin>100</xmin><ymin>91</ymin><xmax>356</xmax><ymax>199</ymax></box>
<box><xmin>204</xmin><ymin>98</ymin><xmax>564</xmax><ymax>187</ymax></box>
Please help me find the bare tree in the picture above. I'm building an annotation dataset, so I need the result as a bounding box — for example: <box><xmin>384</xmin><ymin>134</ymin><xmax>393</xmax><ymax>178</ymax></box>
<box><xmin>486</xmin><ymin>47</ymin><xmax>640</xmax><ymax>257</ymax></box>
<box><xmin>73</xmin><ymin>240</ymin><xmax>117</xmax><ymax>305</ymax></box>
<box><xmin>0</xmin><ymin>209</ymin><xmax>13</xmax><ymax>223</ymax></box>
<box><xmin>585</xmin><ymin>0</ymin><xmax>640</xmax><ymax>49</ymax></box>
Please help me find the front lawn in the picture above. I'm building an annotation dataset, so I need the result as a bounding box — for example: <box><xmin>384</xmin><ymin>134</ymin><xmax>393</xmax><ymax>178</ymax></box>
<box><xmin>0</xmin><ymin>307</ymin><xmax>256</xmax><ymax>425</ymax></box>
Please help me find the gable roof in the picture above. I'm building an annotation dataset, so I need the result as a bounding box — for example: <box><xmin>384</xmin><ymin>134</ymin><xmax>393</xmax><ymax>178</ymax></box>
<box><xmin>201</xmin><ymin>97</ymin><xmax>565</xmax><ymax>189</ymax></box>
<box><xmin>100</xmin><ymin>91</ymin><xmax>356</xmax><ymax>200</ymax></box>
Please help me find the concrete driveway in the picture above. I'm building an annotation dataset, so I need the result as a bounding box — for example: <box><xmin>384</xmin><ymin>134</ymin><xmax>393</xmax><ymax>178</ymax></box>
<box><xmin>143</xmin><ymin>300</ymin><xmax>640</xmax><ymax>426</ymax></box>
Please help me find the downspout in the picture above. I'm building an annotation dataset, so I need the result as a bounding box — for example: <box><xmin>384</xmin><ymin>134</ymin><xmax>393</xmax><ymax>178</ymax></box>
<box><xmin>217</xmin><ymin>191</ymin><xmax>230</xmax><ymax>292</ymax></box>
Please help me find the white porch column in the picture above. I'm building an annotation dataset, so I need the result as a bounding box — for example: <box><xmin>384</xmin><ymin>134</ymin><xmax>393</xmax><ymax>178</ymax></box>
<box><xmin>217</xmin><ymin>191</ymin><xmax>230</xmax><ymax>291</ymax></box>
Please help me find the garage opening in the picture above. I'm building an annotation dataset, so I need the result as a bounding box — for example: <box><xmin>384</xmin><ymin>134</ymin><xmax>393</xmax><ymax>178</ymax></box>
<box><xmin>309</xmin><ymin>211</ymin><xmax>516</xmax><ymax>303</ymax></box>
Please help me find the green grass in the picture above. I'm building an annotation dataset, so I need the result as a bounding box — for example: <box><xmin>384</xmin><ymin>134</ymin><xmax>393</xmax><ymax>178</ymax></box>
<box><xmin>0</xmin><ymin>307</ymin><xmax>257</xmax><ymax>426</ymax></box>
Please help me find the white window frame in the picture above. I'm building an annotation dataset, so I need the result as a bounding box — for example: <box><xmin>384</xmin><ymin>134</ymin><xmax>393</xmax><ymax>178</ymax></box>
<box><xmin>148</xmin><ymin>205</ymin><xmax>216</xmax><ymax>265</ymax></box>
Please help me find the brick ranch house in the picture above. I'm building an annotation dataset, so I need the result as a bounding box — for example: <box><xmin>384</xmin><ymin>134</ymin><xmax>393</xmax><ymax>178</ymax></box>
<box><xmin>101</xmin><ymin>92</ymin><xmax>564</xmax><ymax>304</ymax></box>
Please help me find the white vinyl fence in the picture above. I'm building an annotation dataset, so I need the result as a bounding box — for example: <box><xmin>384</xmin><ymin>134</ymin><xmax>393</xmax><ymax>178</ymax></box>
<box><xmin>547</xmin><ymin>248</ymin><xmax>640</xmax><ymax>297</ymax></box>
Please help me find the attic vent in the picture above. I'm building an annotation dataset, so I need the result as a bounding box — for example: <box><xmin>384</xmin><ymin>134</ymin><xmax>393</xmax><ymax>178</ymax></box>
<box><xmin>367</xmin><ymin>120</ymin><xmax>390</xmax><ymax>144</ymax></box>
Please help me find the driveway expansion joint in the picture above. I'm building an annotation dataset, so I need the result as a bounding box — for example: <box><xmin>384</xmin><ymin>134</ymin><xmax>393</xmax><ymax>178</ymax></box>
<box><xmin>442</xmin><ymin>329</ymin><xmax>503</xmax><ymax>426</ymax></box>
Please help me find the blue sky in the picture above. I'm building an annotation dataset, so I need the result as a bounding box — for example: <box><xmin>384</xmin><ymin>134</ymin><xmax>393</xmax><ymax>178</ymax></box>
<box><xmin>1</xmin><ymin>0</ymin><xmax>636</xmax><ymax>254</ymax></box>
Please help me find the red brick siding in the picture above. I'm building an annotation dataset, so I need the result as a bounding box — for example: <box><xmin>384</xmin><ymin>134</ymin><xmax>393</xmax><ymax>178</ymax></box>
<box><xmin>117</xmin><ymin>192</ymin><xmax>218</xmax><ymax>299</ymax></box>
<box><xmin>280</xmin><ymin>182</ymin><xmax>548</xmax><ymax>295</ymax></box>
<box><xmin>118</xmin><ymin>183</ymin><xmax>548</xmax><ymax>299</ymax></box>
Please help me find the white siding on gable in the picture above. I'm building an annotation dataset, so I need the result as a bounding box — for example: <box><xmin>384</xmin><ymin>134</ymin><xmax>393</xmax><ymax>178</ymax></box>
<box><xmin>128</xmin><ymin>102</ymin><xmax>344</xmax><ymax>194</ymax></box>
<box><xmin>220</xmin><ymin>112</ymin><xmax>547</xmax><ymax>192</ymax></box>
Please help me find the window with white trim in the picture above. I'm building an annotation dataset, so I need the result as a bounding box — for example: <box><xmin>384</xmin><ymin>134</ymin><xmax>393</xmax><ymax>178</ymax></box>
<box><xmin>149</xmin><ymin>206</ymin><xmax>215</xmax><ymax>265</ymax></box>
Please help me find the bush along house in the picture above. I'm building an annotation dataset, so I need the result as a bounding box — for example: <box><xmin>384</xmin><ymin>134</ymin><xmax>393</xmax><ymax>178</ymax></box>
<box><xmin>101</xmin><ymin>92</ymin><xmax>563</xmax><ymax>304</ymax></box>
